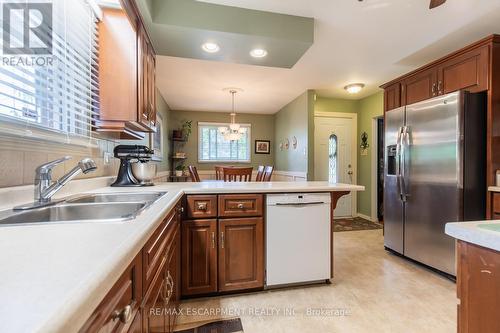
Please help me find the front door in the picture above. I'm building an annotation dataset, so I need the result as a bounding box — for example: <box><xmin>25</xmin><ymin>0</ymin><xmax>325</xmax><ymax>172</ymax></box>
<box><xmin>314</xmin><ymin>115</ymin><xmax>355</xmax><ymax>217</ymax></box>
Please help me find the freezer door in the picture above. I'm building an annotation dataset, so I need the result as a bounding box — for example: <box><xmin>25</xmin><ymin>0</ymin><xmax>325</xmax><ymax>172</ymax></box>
<box><xmin>404</xmin><ymin>92</ymin><xmax>461</xmax><ymax>275</ymax></box>
<box><xmin>383</xmin><ymin>107</ymin><xmax>405</xmax><ymax>254</ymax></box>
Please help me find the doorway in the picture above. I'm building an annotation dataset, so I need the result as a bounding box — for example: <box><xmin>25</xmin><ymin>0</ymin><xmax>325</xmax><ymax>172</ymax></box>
<box><xmin>314</xmin><ymin>112</ymin><xmax>357</xmax><ymax>217</ymax></box>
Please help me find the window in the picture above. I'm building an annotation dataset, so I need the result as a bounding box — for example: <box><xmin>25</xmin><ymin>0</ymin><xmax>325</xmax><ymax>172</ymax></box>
<box><xmin>329</xmin><ymin>134</ymin><xmax>338</xmax><ymax>182</ymax></box>
<box><xmin>0</xmin><ymin>0</ymin><xmax>100</xmax><ymax>143</ymax></box>
<box><xmin>198</xmin><ymin>122</ymin><xmax>251</xmax><ymax>163</ymax></box>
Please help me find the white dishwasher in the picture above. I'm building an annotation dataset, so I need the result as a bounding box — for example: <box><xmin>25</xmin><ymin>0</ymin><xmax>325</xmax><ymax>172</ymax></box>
<box><xmin>266</xmin><ymin>193</ymin><xmax>331</xmax><ymax>286</ymax></box>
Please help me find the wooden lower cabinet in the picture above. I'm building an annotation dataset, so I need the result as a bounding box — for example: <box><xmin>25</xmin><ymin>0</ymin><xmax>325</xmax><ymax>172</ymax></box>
<box><xmin>218</xmin><ymin>218</ymin><xmax>264</xmax><ymax>292</ymax></box>
<box><xmin>181</xmin><ymin>219</ymin><xmax>218</xmax><ymax>296</ymax></box>
<box><xmin>457</xmin><ymin>240</ymin><xmax>500</xmax><ymax>333</ymax></box>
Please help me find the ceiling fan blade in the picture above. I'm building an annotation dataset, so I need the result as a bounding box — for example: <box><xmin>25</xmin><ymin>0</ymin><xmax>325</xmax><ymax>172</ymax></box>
<box><xmin>429</xmin><ymin>0</ymin><xmax>447</xmax><ymax>9</ymax></box>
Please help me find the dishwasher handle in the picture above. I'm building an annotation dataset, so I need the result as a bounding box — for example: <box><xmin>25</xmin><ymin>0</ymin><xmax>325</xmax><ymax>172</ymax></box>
<box><xmin>274</xmin><ymin>201</ymin><xmax>326</xmax><ymax>207</ymax></box>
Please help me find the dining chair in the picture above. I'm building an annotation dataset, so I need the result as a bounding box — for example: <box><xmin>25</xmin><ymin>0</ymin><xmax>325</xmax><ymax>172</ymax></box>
<box><xmin>255</xmin><ymin>165</ymin><xmax>265</xmax><ymax>181</ymax></box>
<box><xmin>223</xmin><ymin>167</ymin><xmax>253</xmax><ymax>182</ymax></box>
<box><xmin>215</xmin><ymin>166</ymin><xmax>224</xmax><ymax>180</ymax></box>
<box><xmin>188</xmin><ymin>165</ymin><xmax>201</xmax><ymax>182</ymax></box>
<box><xmin>262</xmin><ymin>165</ymin><xmax>274</xmax><ymax>181</ymax></box>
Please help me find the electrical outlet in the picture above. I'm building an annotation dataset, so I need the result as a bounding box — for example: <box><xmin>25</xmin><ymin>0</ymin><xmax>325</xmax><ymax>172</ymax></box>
<box><xmin>104</xmin><ymin>152</ymin><xmax>112</xmax><ymax>165</ymax></box>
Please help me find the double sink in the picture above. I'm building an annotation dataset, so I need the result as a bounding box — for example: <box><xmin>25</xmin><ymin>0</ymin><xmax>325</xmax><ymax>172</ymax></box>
<box><xmin>0</xmin><ymin>192</ymin><xmax>167</xmax><ymax>226</ymax></box>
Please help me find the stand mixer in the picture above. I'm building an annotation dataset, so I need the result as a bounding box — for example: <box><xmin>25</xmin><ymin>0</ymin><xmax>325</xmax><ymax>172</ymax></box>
<box><xmin>111</xmin><ymin>145</ymin><xmax>155</xmax><ymax>187</ymax></box>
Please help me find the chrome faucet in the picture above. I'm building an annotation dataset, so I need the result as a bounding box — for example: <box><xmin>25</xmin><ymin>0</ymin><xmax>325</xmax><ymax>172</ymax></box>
<box><xmin>14</xmin><ymin>156</ymin><xmax>97</xmax><ymax>210</ymax></box>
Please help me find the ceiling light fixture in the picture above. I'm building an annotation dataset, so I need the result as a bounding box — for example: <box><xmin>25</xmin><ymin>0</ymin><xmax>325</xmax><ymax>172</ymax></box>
<box><xmin>219</xmin><ymin>89</ymin><xmax>246</xmax><ymax>141</ymax></box>
<box><xmin>202</xmin><ymin>42</ymin><xmax>220</xmax><ymax>53</ymax></box>
<box><xmin>250</xmin><ymin>48</ymin><xmax>268</xmax><ymax>58</ymax></box>
<box><xmin>344</xmin><ymin>83</ymin><xmax>365</xmax><ymax>94</ymax></box>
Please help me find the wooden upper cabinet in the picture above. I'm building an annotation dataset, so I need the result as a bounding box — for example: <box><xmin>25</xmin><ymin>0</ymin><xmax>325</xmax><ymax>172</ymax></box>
<box><xmin>402</xmin><ymin>68</ymin><xmax>437</xmax><ymax>106</ymax></box>
<box><xmin>181</xmin><ymin>219</ymin><xmax>218</xmax><ymax>296</ymax></box>
<box><xmin>437</xmin><ymin>45</ymin><xmax>489</xmax><ymax>95</ymax></box>
<box><xmin>384</xmin><ymin>82</ymin><xmax>401</xmax><ymax>112</ymax></box>
<box><xmin>96</xmin><ymin>2</ymin><xmax>156</xmax><ymax>139</ymax></box>
<box><xmin>218</xmin><ymin>217</ymin><xmax>264</xmax><ymax>292</ymax></box>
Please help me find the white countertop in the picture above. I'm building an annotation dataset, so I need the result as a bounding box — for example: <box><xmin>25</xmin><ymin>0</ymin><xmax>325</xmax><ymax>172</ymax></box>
<box><xmin>488</xmin><ymin>186</ymin><xmax>500</xmax><ymax>192</ymax></box>
<box><xmin>0</xmin><ymin>181</ymin><xmax>363</xmax><ymax>333</ymax></box>
<box><xmin>445</xmin><ymin>220</ymin><xmax>500</xmax><ymax>252</ymax></box>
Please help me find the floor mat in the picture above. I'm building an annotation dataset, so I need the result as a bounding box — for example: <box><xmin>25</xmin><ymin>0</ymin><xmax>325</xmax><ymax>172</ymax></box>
<box><xmin>174</xmin><ymin>318</ymin><xmax>243</xmax><ymax>333</ymax></box>
<box><xmin>334</xmin><ymin>217</ymin><xmax>383</xmax><ymax>232</ymax></box>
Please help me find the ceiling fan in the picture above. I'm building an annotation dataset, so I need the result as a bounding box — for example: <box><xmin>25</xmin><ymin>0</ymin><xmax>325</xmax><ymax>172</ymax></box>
<box><xmin>429</xmin><ymin>0</ymin><xmax>447</xmax><ymax>9</ymax></box>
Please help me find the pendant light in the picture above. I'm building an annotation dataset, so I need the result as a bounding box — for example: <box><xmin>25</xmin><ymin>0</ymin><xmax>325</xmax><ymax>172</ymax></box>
<box><xmin>218</xmin><ymin>89</ymin><xmax>246</xmax><ymax>141</ymax></box>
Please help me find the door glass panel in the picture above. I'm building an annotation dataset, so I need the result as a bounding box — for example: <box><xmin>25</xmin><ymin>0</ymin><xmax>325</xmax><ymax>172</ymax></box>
<box><xmin>329</xmin><ymin>134</ymin><xmax>338</xmax><ymax>182</ymax></box>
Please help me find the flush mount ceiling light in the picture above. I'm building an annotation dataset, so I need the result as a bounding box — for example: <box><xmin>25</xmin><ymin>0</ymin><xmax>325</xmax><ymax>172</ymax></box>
<box><xmin>344</xmin><ymin>83</ymin><xmax>365</xmax><ymax>94</ymax></box>
<box><xmin>201</xmin><ymin>42</ymin><xmax>220</xmax><ymax>53</ymax></box>
<box><xmin>250</xmin><ymin>48</ymin><xmax>268</xmax><ymax>58</ymax></box>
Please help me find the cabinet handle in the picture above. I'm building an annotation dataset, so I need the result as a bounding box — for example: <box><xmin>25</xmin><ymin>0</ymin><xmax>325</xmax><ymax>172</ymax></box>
<box><xmin>197</xmin><ymin>202</ymin><xmax>208</xmax><ymax>211</ymax></box>
<box><xmin>211</xmin><ymin>232</ymin><xmax>215</xmax><ymax>249</ymax></box>
<box><xmin>163</xmin><ymin>271</ymin><xmax>174</xmax><ymax>305</ymax></box>
<box><xmin>112</xmin><ymin>304</ymin><xmax>133</xmax><ymax>324</ymax></box>
<box><xmin>179</xmin><ymin>206</ymin><xmax>184</xmax><ymax>213</ymax></box>
<box><xmin>437</xmin><ymin>81</ymin><xmax>442</xmax><ymax>94</ymax></box>
<box><xmin>237</xmin><ymin>203</ymin><xmax>244</xmax><ymax>209</ymax></box>
<box><xmin>431</xmin><ymin>83</ymin><xmax>436</xmax><ymax>96</ymax></box>
<box><xmin>221</xmin><ymin>232</ymin><xmax>225</xmax><ymax>249</ymax></box>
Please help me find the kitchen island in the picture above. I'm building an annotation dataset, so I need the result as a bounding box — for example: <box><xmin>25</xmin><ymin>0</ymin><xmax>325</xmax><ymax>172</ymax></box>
<box><xmin>445</xmin><ymin>221</ymin><xmax>500</xmax><ymax>333</ymax></box>
<box><xmin>0</xmin><ymin>181</ymin><xmax>363</xmax><ymax>333</ymax></box>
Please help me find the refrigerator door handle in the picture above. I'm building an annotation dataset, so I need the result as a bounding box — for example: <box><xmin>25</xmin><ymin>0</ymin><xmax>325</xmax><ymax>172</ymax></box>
<box><xmin>401</xmin><ymin>126</ymin><xmax>410</xmax><ymax>200</ymax></box>
<box><xmin>396</xmin><ymin>127</ymin><xmax>404</xmax><ymax>201</ymax></box>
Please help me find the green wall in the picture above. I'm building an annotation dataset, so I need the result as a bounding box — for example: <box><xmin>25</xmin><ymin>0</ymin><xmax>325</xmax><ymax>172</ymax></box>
<box><xmin>274</xmin><ymin>91</ymin><xmax>314</xmax><ymax>176</ymax></box>
<box><xmin>356</xmin><ymin>92</ymin><xmax>384</xmax><ymax>217</ymax></box>
<box><xmin>311</xmin><ymin>91</ymin><xmax>384</xmax><ymax>218</ymax></box>
<box><xmin>169</xmin><ymin>110</ymin><xmax>274</xmax><ymax>170</ymax></box>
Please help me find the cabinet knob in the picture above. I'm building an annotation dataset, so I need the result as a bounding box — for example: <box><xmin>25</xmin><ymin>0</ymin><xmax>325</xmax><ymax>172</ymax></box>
<box><xmin>197</xmin><ymin>202</ymin><xmax>207</xmax><ymax>211</ymax></box>
<box><xmin>237</xmin><ymin>203</ymin><xmax>244</xmax><ymax>209</ymax></box>
<box><xmin>112</xmin><ymin>304</ymin><xmax>132</xmax><ymax>324</ymax></box>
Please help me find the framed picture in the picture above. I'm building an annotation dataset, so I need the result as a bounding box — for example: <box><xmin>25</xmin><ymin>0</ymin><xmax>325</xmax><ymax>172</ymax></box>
<box><xmin>150</xmin><ymin>113</ymin><xmax>164</xmax><ymax>161</ymax></box>
<box><xmin>255</xmin><ymin>140</ymin><xmax>270</xmax><ymax>154</ymax></box>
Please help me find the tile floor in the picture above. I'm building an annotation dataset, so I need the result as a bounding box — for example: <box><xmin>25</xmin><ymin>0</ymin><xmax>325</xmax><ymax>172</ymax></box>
<box><xmin>176</xmin><ymin>230</ymin><xmax>456</xmax><ymax>333</ymax></box>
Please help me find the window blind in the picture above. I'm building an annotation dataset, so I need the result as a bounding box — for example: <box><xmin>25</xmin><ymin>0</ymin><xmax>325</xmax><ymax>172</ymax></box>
<box><xmin>0</xmin><ymin>0</ymin><xmax>100</xmax><ymax>142</ymax></box>
<box><xmin>198</xmin><ymin>122</ymin><xmax>251</xmax><ymax>163</ymax></box>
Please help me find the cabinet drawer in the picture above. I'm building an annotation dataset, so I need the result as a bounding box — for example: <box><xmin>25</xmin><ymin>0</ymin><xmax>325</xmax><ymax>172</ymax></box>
<box><xmin>80</xmin><ymin>254</ymin><xmax>142</xmax><ymax>333</ymax></box>
<box><xmin>492</xmin><ymin>193</ymin><xmax>500</xmax><ymax>214</ymax></box>
<box><xmin>218</xmin><ymin>194</ymin><xmax>263</xmax><ymax>217</ymax></box>
<box><xmin>186</xmin><ymin>195</ymin><xmax>217</xmax><ymax>218</ymax></box>
<box><xmin>143</xmin><ymin>206</ymin><xmax>178</xmax><ymax>291</ymax></box>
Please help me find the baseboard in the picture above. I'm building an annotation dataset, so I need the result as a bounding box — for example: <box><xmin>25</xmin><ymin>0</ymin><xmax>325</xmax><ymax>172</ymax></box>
<box><xmin>357</xmin><ymin>213</ymin><xmax>377</xmax><ymax>222</ymax></box>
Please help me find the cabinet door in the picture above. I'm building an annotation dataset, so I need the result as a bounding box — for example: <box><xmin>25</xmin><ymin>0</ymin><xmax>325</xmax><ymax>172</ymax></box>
<box><xmin>137</xmin><ymin>26</ymin><xmax>150</xmax><ymax>128</ymax></box>
<box><xmin>384</xmin><ymin>82</ymin><xmax>401</xmax><ymax>111</ymax></box>
<box><xmin>402</xmin><ymin>69</ymin><xmax>437</xmax><ymax>105</ymax></box>
<box><xmin>218</xmin><ymin>218</ymin><xmax>264</xmax><ymax>292</ymax></box>
<box><xmin>142</xmin><ymin>256</ymin><xmax>167</xmax><ymax>333</ymax></box>
<box><xmin>181</xmin><ymin>219</ymin><xmax>218</xmax><ymax>296</ymax></box>
<box><xmin>166</xmin><ymin>224</ymin><xmax>181</xmax><ymax>333</ymax></box>
<box><xmin>437</xmin><ymin>45</ymin><xmax>489</xmax><ymax>95</ymax></box>
<box><xmin>457</xmin><ymin>241</ymin><xmax>500</xmax><ymax>333</ymax></box>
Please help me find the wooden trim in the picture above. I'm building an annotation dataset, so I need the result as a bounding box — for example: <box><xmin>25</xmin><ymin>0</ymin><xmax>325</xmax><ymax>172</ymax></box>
<box><xmin>330</xmin><ymin>191</ymin><xmax>350</xmax><ymax>278</ymax></box>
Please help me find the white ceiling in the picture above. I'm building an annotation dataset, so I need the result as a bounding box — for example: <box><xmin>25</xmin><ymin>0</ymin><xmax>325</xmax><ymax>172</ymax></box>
<box><xmin>156</xmin><ymin>0</ymin><xmax>500</xmax><ymax>114</ymax></box>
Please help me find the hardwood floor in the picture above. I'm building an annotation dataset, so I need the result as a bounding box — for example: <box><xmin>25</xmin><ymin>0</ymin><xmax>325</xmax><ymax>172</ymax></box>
<box><xmin>175</xmin><ymin>230</ymin><xmax>456</xmax><ymax>333</ymax></box>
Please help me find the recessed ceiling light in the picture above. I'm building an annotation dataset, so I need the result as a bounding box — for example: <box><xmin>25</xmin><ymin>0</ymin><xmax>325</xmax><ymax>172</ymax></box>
<box><xmin>250</xmin><ymin>48</ymin><xmax>268</xmax><ymax>58</ymax></box>
<box><xmin>202</xmin><ymin>42</ymin><xmax>220</xmax><ymax>53</ymax></box>
<box><xmin>344</xmin><ymin>83</ymin><xmax>365</xmax><ymax>94</ymax></box>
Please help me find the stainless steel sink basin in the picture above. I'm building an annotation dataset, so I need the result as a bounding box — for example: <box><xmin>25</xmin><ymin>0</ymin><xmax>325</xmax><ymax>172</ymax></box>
<box><xmin>65</xmin><ymin>192</ymin><xmax>166</xmax><ymax>204</ymax></box>
<box><xmin>0</xmin><ymin>202</ymin><xmax>147</xmax><ymax>226</ymax></box>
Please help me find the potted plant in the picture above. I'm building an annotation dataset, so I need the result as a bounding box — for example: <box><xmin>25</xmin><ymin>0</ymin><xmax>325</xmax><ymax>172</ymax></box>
<box><xmin>175</xmin><ymin>164</ymin><xmax>185</xmax><ymax>176</ymax></box>
<box><xmin>181</xmin><ymin>120</ymin><xmax>192</xmax><ymax>140</ymax></box>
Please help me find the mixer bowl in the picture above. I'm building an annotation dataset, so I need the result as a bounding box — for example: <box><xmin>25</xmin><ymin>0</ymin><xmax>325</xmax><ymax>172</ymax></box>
<box><xmin>131</xmin><ymin>162</ymin><xmax>157</xmax><ymax>184</ymax></box>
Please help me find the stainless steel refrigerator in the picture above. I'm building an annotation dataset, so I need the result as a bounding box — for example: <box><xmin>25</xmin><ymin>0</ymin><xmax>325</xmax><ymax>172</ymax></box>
<box><xmin>384</xmin><ymin>91</ymin><xmax>486</xmax><ymax>276</ymax></box>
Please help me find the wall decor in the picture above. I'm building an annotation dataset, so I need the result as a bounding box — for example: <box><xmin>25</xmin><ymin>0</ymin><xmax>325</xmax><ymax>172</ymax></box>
<box><xmin>255</xmin><ymin>140</ymin><xmax>271</xmax><ymax>154</ymax></box>
<box><xmin>284</xmin><ymin>138</ymin><xmax>290</xmax><ymax>150</ymax></box>
<box><xmin>360</xmin><ymin>131</ymin><xmax>369</xmax><ymax>150</ymax></box>
<box><xmin>292</xmin><ymin>136</ymin><xmax>297</xmax><ymax>149</ymax></box>
<box><xmin>150</xmin><ymin>113</ymin><xmax>164</xmax><ymax>161</ymax></box>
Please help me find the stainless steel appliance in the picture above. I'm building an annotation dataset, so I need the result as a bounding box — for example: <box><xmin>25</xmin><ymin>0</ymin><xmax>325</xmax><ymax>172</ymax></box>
<box><xmin>384</xmin><ymin>91</ymin><xmax>486</xmax><ymax>276</ymax></box>
<box><xmin>111</xmin><ymin>145</ymin><xmax>155</xmax><ymax>187</ymax></box>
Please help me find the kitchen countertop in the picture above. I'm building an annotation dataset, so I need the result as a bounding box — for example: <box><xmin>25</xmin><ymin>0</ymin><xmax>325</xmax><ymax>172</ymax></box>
<box><xmin>445</xmin><ymin>220</ymin><xmax>500</xmax><ymax>252</ymax></box>
<box><xmin>0</xmin><ymin>181</ymin><xmax>363</xmax><ymax>333</ymax></box>
<box><xmin>488</xmin><ymin>186</ymin><xmax>500</xmax><ymax>192</ymax></box>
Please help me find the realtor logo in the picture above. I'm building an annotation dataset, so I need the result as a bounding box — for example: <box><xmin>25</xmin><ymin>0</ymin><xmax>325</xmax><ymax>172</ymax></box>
<box><xmin>2</xmin><ymin>3</ymin><xmax>53</xmax><ymax>55</ymax></box>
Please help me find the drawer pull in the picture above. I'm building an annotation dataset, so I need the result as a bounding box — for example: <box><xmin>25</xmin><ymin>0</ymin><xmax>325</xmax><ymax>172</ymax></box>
<box><xmin>112</xmin><ymin>304</ymin><xmax>132</xmax><ymax>324</ymax></box>
<box><xmin>237</xmin><ymin>203</ymin><xmax>244</xmax><ymax>209</ymax></box>
<box><xmin>163</xmin><ymin>271</ymin><xmax>174</xmax><ymax>304</ymax></box>
<box><xmin>197</xmin><ymin>202</ymin><xmax>208</xmax><ymax>211</ymax></box>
